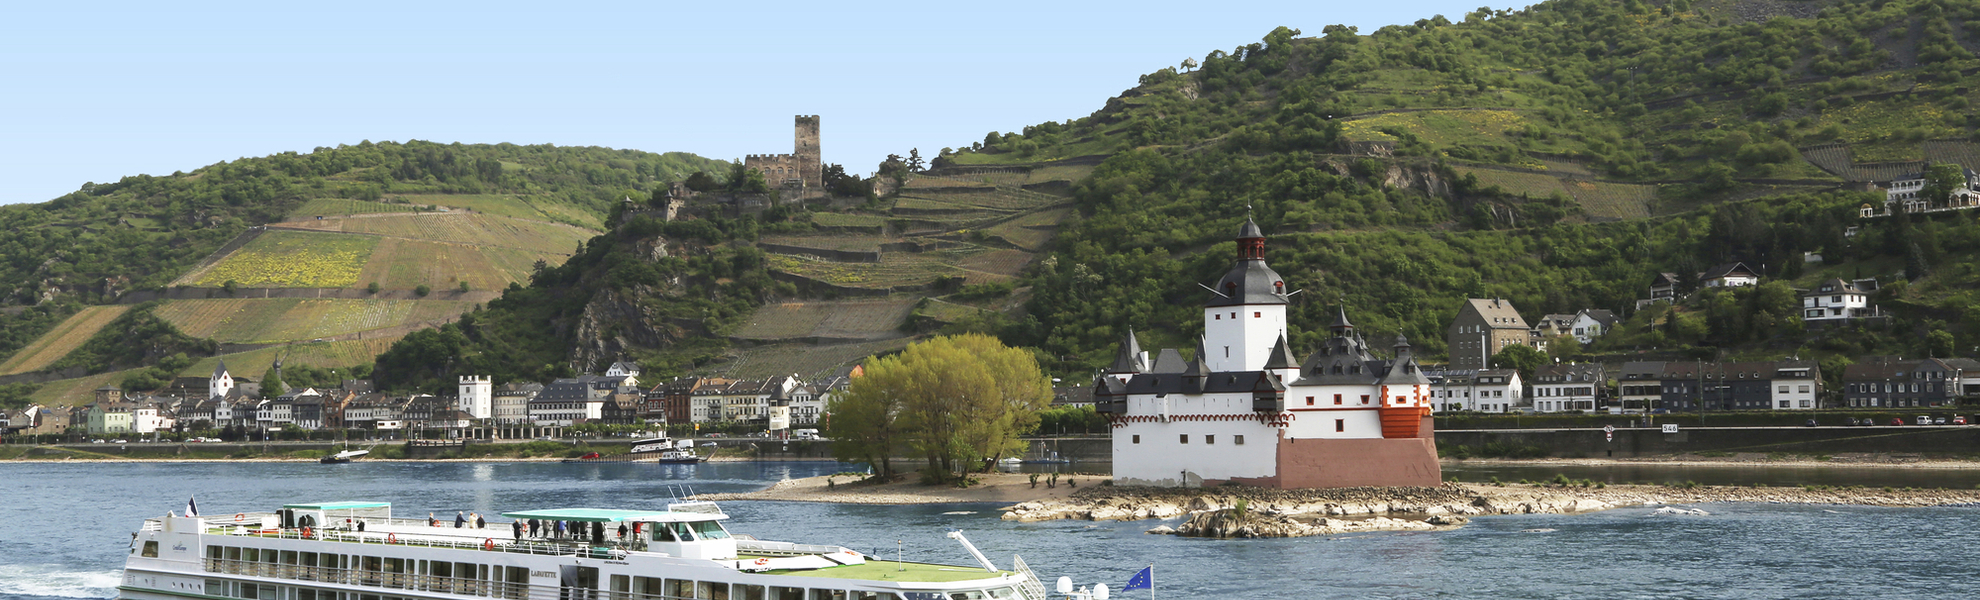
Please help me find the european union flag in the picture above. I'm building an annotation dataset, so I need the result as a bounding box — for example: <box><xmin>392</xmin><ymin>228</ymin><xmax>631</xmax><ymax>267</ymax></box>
<box><xmin>1123</xmin><ymin>566</ymin><xmax>1152</xmax><ymax>592</ymax></box>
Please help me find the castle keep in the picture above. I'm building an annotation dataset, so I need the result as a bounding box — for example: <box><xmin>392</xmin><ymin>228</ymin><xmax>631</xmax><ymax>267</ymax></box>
<box><xmin>744</xmin><ymin>115</ymin><xmax>822</xmax><ymax>197</ymax></box>
<box><xmin>1094</xmin><ymin>219</ymin><xmax>1442</xmax><ymax>488</ymax></box>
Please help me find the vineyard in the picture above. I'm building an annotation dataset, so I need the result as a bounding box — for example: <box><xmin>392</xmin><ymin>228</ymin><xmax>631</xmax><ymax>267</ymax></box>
<box><xmin>984</xmin><ymin>208</ymin><xmax>1073</xmax><ymax>251</ymax></box>
<box><xmin>703</xmin><ymin>337</ymin><xmax>914</xmax><ymax>381</ymax></box>
<box><xmin>288</xmin><ymin>199</ymin><xmax>419</xmax><ymax>218</ymax></box>
<box><xmin>1922</xmin><ymin>141</ymin><xmax>1980</xmax><ymax>172</ymax></box>
<box><xmin>1563</xmin><ymin>180</ymin><xmax>1656</xmax><ymax>220</ymax></box>
<box><xmin>1456</xmin><ymin>167</ymin><xmax>1569</xmax><ymax>198</ymax></box>
<box><xmin>278</xmin><ymin>213</ymin><xmax>594</xmax><ymax>255</ymax></box>
<box><xmin>759</xmin><ymin>235</ymin><xmax>886</xmax><ymax>252</ymax></box>
<box><xmin>732</xmin><ymin>299</ymin><xmax>915</xmax><ymax>341</ymax></box>
<box><xmin>811</xmin><ymin>212</ymin><xmax>888</xmax><ymax>229</ymax></box>
<box><xmin>182</xmin><ymin>337</ymin><xmax>406</xmax><ymax>384</ymax></box>
<box><xmin>185</xmin><ymin>231</ymin><xmax>378</xmax><ymax>288</ymax></box>
<box><xmin>0</xmin><ymin>306</ymin><xmax>132</xmax><ymax>375</ymax></box>
<box><xmin>767</xmin><ymin>252</ymin><xmax>969</xmax><ymax>289</ymax></box>
<box><xmin>152</xmin><ymin>298</ymin><xmax>472</xmax><ymax>343</ymax></box>
<box><xmin>390</xmin><ymin>194</ymin><xmax>603</xmax><ymax>228</ymax></box>
<box><xmin>958</xmin><ymin>249</ymin><xmax>1030</xmax><ymax>283</ymax></box>
<box><xmin>355</xmin><ymin>238</ymin><xmax>542</xmax><ymax>291</ymax></box>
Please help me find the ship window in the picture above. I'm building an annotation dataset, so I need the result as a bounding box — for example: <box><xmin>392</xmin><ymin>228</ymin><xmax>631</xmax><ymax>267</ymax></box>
<box><xmin>665</xmin><ymin>580</ymin><xmax>695</xmax><ymax>599</ymax></box>
<box><xmin>141</xmin><ymin>540</ymin><xmax>159</xmax><ymax>557</ymax></box>
<box><xmin>770</xmin><ymin>587</ymin><xmax>806</xmax><ymax>600</ymax></box>
<box><xmin>813</xmin><ymin>590</ymin><xmax>848</xmax><ymax>600</ymax></box>
<box><xmin>735</xmin><ymin>584</ymin><xmax>766</xmax><ymax>599</ymax></box>
<box><xmin>697</xmin><ymin>581</ymin><xmax>728</xmax><ymax>599</ymax></box>
<box><xmin>691</xmin><ymin>520</ymin><xmax>731</xmax><ymax>540</ymax></box>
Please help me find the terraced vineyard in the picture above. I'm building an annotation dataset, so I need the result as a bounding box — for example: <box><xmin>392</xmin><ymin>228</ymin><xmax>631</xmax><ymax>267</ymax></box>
<box><xmin>153</xmin><ymin>298</ymin><xmax>472</xmax><ymax>343</ymax></box>
<box><xmin>277</xmin><ymin>213</ymin><xmax>594</xmax><ymax>255</ymax></box>
<box><xmin>1923</xmin><ymin>141</ymin><xmax>1980</xmax><ymax>171</ymax></box>
<box><xmin>183</xmin><ymin>337</ymin><xmax>405</xmax><ymax>384</ymax></box>
<box><xmin>0</xmin><ymin>306</ymin><xmax>132</xmax><ymax>375</ymax></box>
<box><xmin>984</xmin><ymin>208</ymin><xmax>1072</xmax><ymax>251</ymax></box>
<box><xmin>767</xmin><ymin>252</ymin><xmax>969</xmax><ymax>289</ymax></box>
<box><xmin>288</xmin><ymin>199</ymin><xmax>419</xmax><ymax>218</ymax></box>
<box><xmin>1563</xmin><ymin>180</ymin><xmax>1656</xmax><ymax>220</ymax></box>
<box><xmin>704</xmin><ymin>338</ymin><xmax>914</xmax><ymax>380</ymax></box>
<box><xmin>1456</xmin><ymin>167</ymin><xmax>1568</xmax><ymax>198</ymax></box>
<box><xmin>390</xmin><ymin>194</ymin><xmax>605</xmax><ymax>229</ymax></box>
<box><xmin>182</xmin><ymin>231</ymin><xmax>379</xmax><ymax>288</ymax></box>
<box><xmin>356</xmin><ymin>238</ymin><xmax>542</xmax><ymax>291</ymax></box>
<box><xmin>732</xmin><ymin>299</ymin><xmax>915</xmax><ymax>341</ymax></box>
<box><xmin>957</xmin><ymin>249</ymin><xmax>1031</xmax><ymax>282</ymax></box>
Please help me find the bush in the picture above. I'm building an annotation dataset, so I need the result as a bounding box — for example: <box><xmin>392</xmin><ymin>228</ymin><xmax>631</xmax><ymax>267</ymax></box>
<box><xmin>414</xmin><ymin>284</ymin><xmax>431</xmax><ymax>297</ymax></box>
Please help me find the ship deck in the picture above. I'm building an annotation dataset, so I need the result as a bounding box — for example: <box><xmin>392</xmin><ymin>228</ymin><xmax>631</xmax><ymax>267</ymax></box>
<box><xmin>758</xmin><ymin>560</ymin><xmax>1012</xmax><ymax>583</ymax></box>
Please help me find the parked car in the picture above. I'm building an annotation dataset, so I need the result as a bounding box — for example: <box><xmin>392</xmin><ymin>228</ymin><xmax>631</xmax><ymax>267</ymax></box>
<box><xmin>1918</xmin><ymin>416</ymin><xmax>1934</xmax><ymax>426</ymax></box>
<box><xmin>1934</xmin><ymin>417</ymin><xmax>1948</xmax><ymax>425</ymax></box>
<box><xmin>1805</xmin><ymin>419</ymin><xmax>1819</xmax><ymax>427</ymax></box>
<box><xmin>112</xmin><ymin>439</ymin><xmax>127</xmax><ymax>444</ymax></box>
<box><xmin>1955</xmin><ymin>416</ymin><xmax>1969</xmax><ymax>425</ymax></box>
<box><xmin>1891</xmin><ymin>418</ymin><xmax>1907</xmax><ymax>426</ymax></box>
<box><xmin>91</xmin><ymin>439</ymin><xmax>105</xmax><ymax>443</ymax></box>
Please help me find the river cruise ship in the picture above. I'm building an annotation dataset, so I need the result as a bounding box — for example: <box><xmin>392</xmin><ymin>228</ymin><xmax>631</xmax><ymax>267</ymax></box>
<box><xmin>119</xmin><ymin>500</ymin><xmax>1050</xmax><ymax>600</ymax></box>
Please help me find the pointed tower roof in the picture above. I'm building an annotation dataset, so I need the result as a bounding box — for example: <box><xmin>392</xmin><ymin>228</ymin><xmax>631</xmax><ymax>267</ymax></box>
<box><xmin>213</xmin><ymin>359</ymin><xmax>230</xmax><ymax>379</ymax></box>
<box><xmin>1107</xmin><ymin>327</ymin><xmax>1147</xmax><ymax>374</ymax></box>
<box><xmin>1263</xmin><ymin>333</ymin><xmax>1299</xmax><ymax>370</ymax></box>
<box><xmin>1237</xmin><ymin>217</ymin><xmax>1265</xmax><ymax>240</ymax></box>
<box><xmin>1330</xmin><ymin>307</ymin><xmax>1355</xmax><ymax>332</ymax></box>
<box><xmin>1184</xmin><ymin>336</ymin><xmax>1212</xmax><ymax>378</ymax></box>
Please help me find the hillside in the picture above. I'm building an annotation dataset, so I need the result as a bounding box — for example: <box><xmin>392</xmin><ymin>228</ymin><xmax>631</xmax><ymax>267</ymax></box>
<box><xmin>917</xmin><ymin>0</ymin><xmax>1980</xmax><ymax>373</ymax></box>
<box><xmin>0</xmin><ymin>142</ymin><xmax>726</xmax><ymax>406</ymax></box>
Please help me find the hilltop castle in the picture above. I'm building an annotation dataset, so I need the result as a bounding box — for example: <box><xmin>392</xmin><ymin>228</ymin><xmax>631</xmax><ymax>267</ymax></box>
<box><xmin>1094</xmin><ymin>219</ymin><xmax>1442</xmax><ymax>488</ymax></box>
<box><xmin>744</xmin><ymin>115</ymin><xmax>823</xmax><ymax>199</ymax></box>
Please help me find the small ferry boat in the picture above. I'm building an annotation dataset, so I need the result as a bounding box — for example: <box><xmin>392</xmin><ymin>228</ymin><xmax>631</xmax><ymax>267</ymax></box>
<box><xmin>119</xmin><ymin>499</ymin><xmax>1052</xmax><ymax>600</ymax></box>
<box><xmin>631</xmin><ymin>437</ymin><xmax>705</xmax><ymax>464</ymax></box>
<box><xmin>319</xmin><ymin>449</ymin><xmax>368</xmax><ymax>464</ymax></box>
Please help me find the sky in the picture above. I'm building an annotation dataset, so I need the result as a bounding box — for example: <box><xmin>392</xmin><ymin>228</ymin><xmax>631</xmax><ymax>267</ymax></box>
<box><xmin>0</xmin><ymin>1</ymin><xmax>1512</xmax><ymax>206</ymax></box>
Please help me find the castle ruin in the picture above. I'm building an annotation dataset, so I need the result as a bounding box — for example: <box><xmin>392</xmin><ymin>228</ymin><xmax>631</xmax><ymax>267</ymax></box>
<box><xmin>743</xmin><ymin>115</ymin><xmax>822</xmax><ymax>200</ymax></box>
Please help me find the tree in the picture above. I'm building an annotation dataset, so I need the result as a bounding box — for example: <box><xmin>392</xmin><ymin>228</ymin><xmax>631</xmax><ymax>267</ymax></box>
<box><xmin>1181</xmin><ymin>57</ymin><xmax>1199</xmax><ymax>72</ymax></box>
<box><xmin>261</xmin><ymin>366</ymin><xmax>285</xmax><ymax>399</ymax></box>
<box><xmin>683</xmin><ymin>171</ymin><xmax>719</xmax><ymax>192</ymax></box>
<box><xmin>1921</xmin><ymin>162</ymin><xmax>1966</xmax><ymax>206</ymax></box>
<box><xmin>906</xmin><ymin>149</ymin><xmax>925</xmax><ymax>173</ymax></box>
<box><xmin>1928</xmin><ymin>330</ymin><xmax>1956</xmax><ymax>358</ymax></box>
<box><xmin>414</xmin><ymin>284</ymin><xmax>431</xmax><ymax>297</ymax></box>
<box><xmin>367</xmin><ymin>282</ymin><xmax>381</xmax><ymax>294</ymax></box>
<box><xmin>829</xmin><ymin>334</ymin><xmax>1052</xmax><ymax>483</ymax></box>
<box><xmin>1489</xmin><ymin>343</ymin><xmax>1548</xmax><ymax>380</ymax></box>
<box><xmin>458</xmin><ymin>281</ymin><xmax>471</xmax><ymax>293</ymax></box>
<box><xmin>1547</xmin><ymin>335</ymin><xmax>1583</xmax><ymax>361</ymax></box>
<box><xmin>726</xmin><ymin>161</ymin><xmax>770</xmax><ymax>194</ymax></box>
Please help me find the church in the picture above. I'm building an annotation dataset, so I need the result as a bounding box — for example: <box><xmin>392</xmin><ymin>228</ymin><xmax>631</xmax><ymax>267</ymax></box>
<box><xmin>1093</xmin><ymin>218</ymin><xmax>1442</xmax><ymax>488</ymax></box>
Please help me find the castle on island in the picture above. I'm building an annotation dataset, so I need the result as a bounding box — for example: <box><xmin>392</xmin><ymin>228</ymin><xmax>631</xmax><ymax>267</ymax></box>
<box><xmin>1093</xmin><ymin>218</ymin><xmax>1441</xmax><ymax>488</ymax></box>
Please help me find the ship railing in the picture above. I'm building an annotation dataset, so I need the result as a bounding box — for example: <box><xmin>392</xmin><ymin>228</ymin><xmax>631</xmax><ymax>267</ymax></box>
<box><xmin>735</xmin><ymin>540</ymin><xmax>845</xmax><ymax>557</ymax></box>
<box><xmin>203</xmin><ymin>557</ymin><xmax>530</xmax><ymax>599</ymax></box>
<box><xmin>212</xmin><ymin>525</ymin><xmax>636</xmax><ymax>559</ymax></box>
<box><xmin>141</xmin><ymin>519</ymin><xmax>164</xmax><ymax>532</ymax></box>
<box><xmin>1010</xmin><ymin>554</ymin><xmax>1048</xmax><ymax>600</ymax></box>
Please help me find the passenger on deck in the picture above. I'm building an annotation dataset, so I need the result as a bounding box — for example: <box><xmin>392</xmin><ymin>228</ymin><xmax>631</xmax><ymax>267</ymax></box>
<box><xmin>475</xmin><ymin>513</ymin><xmax>486</xmax><ymax>529</ymax></box>
<box><xmin>428</xmin><ymin>513</ymin><xmax>439</xmax><ymax>527</ymax></box>
<box><xmin>617</xmin><ymin>523</ymin><xmax>628</xmax><ymax>540</ymax></box>
<box><xmin>454</xmin><ymin>512</ymin><xmax>466</xmax><ymax>528</ymax></box>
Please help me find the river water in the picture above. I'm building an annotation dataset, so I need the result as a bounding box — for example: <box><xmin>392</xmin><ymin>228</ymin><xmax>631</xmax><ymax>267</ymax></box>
<box><xmin>3</xmin><ymin>461</ymin><xmax>1978</xmax><ymax>599</ymax></box>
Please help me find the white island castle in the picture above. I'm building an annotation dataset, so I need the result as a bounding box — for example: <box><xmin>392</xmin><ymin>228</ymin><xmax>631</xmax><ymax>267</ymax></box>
<box><xmin>1093</xmin><ymin>218</ymin><xmax>1441</xmax><ymax>488</ymax></box>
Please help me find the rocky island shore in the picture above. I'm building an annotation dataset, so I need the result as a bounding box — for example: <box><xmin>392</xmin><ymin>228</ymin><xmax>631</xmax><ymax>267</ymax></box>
<box><xmin>1001</xmin><ymin>482</ymin><xmax>1980</xmax><ymax>538</ymax></box>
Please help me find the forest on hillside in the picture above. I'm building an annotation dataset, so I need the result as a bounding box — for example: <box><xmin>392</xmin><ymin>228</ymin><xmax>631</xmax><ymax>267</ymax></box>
<box><xmin>934</xmin><ymin>0</ymin><xmax>1980</xmax><ymax>371</ymax></box>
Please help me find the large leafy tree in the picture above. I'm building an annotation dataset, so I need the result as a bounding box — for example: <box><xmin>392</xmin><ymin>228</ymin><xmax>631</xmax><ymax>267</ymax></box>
<box><xmin>827</xmin><ymin>334</ymin><xmax>1052</xmax><ymax>482</ymax></box>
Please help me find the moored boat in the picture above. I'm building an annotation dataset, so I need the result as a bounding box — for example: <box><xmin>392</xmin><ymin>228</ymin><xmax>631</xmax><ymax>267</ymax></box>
<box><xmin>119</xmin><ymin>499</ymin><xmax>1052</xmax><ymax>600</ymax></box>
<box><xmin>319</xmin><ymin>449</ymin><xmax>368</xmax><ymax>464</ymax></box>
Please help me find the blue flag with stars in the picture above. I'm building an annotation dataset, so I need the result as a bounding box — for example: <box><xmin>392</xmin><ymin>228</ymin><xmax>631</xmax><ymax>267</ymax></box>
<box><xmin>1123</xmin><ymin>566</ymin><xmax>1152</xmax><ymax>592</ymax></box>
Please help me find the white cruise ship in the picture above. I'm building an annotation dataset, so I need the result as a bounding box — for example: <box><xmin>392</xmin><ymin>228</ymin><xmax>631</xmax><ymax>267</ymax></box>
<box><xmin>118</xmin><ymin>500</ymin><xmax>1050</xmax><ymax>600</ymax></box>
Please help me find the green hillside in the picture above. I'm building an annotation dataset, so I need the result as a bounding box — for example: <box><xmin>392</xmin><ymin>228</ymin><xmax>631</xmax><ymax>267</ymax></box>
<box><xmin>0</xmin><ymin>142</ymin><xmax>725</xmax><ymax>402</ymax></box>
<box><xmin>929</xmin><ymin>0</ymin><xmax>1980</xmax><ymax>372</ymax></box>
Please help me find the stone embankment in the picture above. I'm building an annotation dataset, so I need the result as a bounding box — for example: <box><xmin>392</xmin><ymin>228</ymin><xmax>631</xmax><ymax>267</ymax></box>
<box><xmin>1001</xmin><ymin>483</ymin><xmax>1980</xmax><ymax>538</ymax></box>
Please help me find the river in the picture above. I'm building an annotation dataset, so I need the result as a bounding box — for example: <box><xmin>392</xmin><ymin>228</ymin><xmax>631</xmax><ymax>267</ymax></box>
<box><xmin>2</xmin><ymin>461</ymin><xmax>1978</xmax><ymax>599</ymax></box>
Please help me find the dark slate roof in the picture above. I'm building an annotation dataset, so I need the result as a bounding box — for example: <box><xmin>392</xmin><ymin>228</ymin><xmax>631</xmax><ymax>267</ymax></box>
<box><xmin>1263</xmin><ymin>334</ymin><xmax>1298</xmax><ymax>370</ymax></box>
<box><xmin>1117</xmin><ymin>370</ymin><xmax>1284</xmax><ymax>396</ymax></box>
<box><xmin>213</xmin><ymin>359</ymin><xmax>229</xmax><ymax>379</ymax></box>
<box><xmin>1381</xmin><ymin>356</ymin><xmax>1431</xmax><ymax>386</ymax></box>
<box><xmin>1651</xmin><ymin>272</ymin><xmax>1681</xmax><ymax>287</ymax></box>
<box><xmin>1237</xmin><ymin>217</ymin><xmax>1264</xmax><ymax>239</ymax></box>
<box><xmin>1107</xmin><ymin>327</ymin><xmax>1146</xmax><ymax>374</ymax></box>
<box><xmin>1620</xmin><ymin>361</ymin><xmax>1665</xmax><ymax>379</ymax></box>
<box><xmin>1805</xmin><ymin>278</ymin><xmax>1864</xmax><ymax>296</ymax></box>
<box><xmin>1204</xmin><ymin>258</ymin><xmax>1289</xmax><ymax>307</ymax></box>
<box><xmin>1329</xmin><ymin>307</ymin><xmax>1354</xmax><ymax>330</ymax></box>
<box><xmin>1149</xmin><ymin>349</ymin><xmax>1189</xmax><ymax>374</ymax></box>
<box><xmin>1578</xmin><ymin>309</ymin><xmax>1619</xmax><ymax>327</ymax></box>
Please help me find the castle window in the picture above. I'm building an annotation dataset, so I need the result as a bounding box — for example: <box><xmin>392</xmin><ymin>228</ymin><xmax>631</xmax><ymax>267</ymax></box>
<box><xmin>1132</xmin><ymin>435</ymin><xmax>1140</xmax><ymax>444</ymax></box>
<box><xmin>1360</xmin><ymin>395</ymin><xmax>1370</xmax><ymax>404</ymax></box>
<box><xmin>1235</xmin><ymin>435</ymin><xmax>1244</xmax><ymax>445</ymax></box>
<box><xmin>1205</xmin><ymin>435</ymin><xmax>1215</xmax><ymax>444</ymax></box>
<box><xmin>1335</xmin><ymin>419</ymin><xmax>1345</xmax><ymax>432</ymax></box>
<box><xmin>1179</xmin><ymin>434</ymin><xmax>1189</xmax><ymax>444</ymax></box>
<box><xmin>1333</xmin><ymin>394</ymin><xmax>1342</xmax><ymax>405</ymax></box>
<box><xmin>1254</xmin><ymin>312</ymin><xmax>1261</xmax><ymax>318</ymax></box>
<box><xmin>1306</xmin><ymin>396</ymin><xmax>1314</xmax><ymax>406</ymax></box>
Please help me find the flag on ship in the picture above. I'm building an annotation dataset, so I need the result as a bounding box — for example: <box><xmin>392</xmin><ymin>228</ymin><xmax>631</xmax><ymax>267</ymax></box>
<box><xmin>185</xmin><ymin>496</ymin><xmax>199</xmax><ymax>517</ymax></box>
<box><xmin>1123</xmin><ymin>566</ymin><xmax>1152</xmax><ymax>592</ymax></box>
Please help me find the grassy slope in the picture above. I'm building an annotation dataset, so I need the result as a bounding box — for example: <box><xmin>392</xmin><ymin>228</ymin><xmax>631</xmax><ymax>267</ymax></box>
<box><xmin>0</xmin><ymin>306</ymin><xmax>131</xmax><ymax>375</ymax></box>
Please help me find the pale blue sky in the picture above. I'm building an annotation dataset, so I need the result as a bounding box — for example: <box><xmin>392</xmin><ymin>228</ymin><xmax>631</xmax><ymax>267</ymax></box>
<box><xmin>1</xmin><ymin>1</ymin><xmax>1508</xmax><ymax>205</ymax></box>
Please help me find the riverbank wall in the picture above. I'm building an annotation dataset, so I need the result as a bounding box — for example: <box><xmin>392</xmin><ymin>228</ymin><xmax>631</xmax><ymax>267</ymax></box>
<box><xmin>1438</xmin><ymin>426</ymin><xmax>1980</xmax><ymax>458</ymax></box>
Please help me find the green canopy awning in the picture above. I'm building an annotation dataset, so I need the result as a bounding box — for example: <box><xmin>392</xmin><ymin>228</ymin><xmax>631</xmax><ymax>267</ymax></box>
<box><xmin>500</xmin><ymin>508</ymin><xmax>721</xmax><ymax>523</ymax></box>
<box><xmin>283</xmin><ymin>502</ymin><xmax>392</xmax><ymax>510</ymax></box>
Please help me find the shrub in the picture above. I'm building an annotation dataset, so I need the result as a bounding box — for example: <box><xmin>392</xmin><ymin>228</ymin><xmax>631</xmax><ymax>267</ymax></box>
<box><xmin>414</xmin><ymin>284</ymin><xmax>431</xmax><ymax>297</ymax></box>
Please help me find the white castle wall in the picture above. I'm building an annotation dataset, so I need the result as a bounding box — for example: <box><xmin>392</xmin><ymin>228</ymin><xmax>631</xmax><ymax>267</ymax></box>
<box><xmin>1202</xmin><ymin>304</ymin><xmax>1286</xmax><ymax>372</ymax></box>
<box><xmin>1111</xmin><ymin>394</ymin><xmax>1278</xmax><ymax>487</ymax></box>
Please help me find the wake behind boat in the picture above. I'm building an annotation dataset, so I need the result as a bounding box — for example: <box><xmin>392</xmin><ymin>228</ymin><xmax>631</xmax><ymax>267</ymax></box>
<box><xmin>118</xmin><ymin>498</ymin><xmax>1054</xmax><ymax>600</ymax></box>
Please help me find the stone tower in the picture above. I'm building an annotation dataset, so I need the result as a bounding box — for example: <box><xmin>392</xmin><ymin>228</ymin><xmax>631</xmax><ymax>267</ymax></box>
<box><xmin>794</xmin><ymin>115</ymin><xmax>821</xmax><ymax>189</ymax></box>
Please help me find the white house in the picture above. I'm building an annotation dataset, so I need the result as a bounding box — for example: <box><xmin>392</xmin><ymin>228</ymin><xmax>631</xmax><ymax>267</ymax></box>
<box><xmin>1699</xmin><ymin>262</ymin><xmax>1760</xmax><ymax>288</ymax></box>
<box><xmin>492</xmin><ymin>382</ymin><xmax>540</xmax><ymax>425</ymax></box>
<box><xmin>1532</xmin><ymin>363</ymin><xmax>1605</xmax><ymax>413</ymax></box>
<box><xmin>1094</xmin><ymin>219</ymin><xmax>1440</xmax><ymax>489</ymax></box>
<box><xmin>1426</xmin><ymin>369</ymin><xmax>1522</xmax><ymax>413</ymax></box>
<box><xmin>1771</xmin><ymin>361</ymin><xmax>1822</xmax><ymax>410</ymax></box>
<box><xmin>1800</xmin><ymin>278</ymin><xmax>1878</xmax><ymax>326</ymax></box>
<box><xmin>1570</xmin><ymin>309</ymin><xmax>1619</xmax><ymax>344</ymax></box>
<box><xmin>458</xmin><ymin>375</ymin><xmax>493</xmax><ymax>420</ymax></box>
<box><xmin>209</xmin><ymin>360</ymin><xmax>235</xmax><ymax>400</ymax></box>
